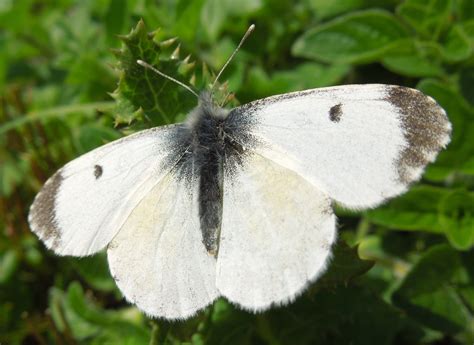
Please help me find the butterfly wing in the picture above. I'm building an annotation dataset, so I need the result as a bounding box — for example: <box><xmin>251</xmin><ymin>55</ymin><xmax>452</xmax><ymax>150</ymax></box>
<box><xmin>28</xmin><ymin>125</ymin><xmax>188</xmax><ymax>256</ymax></box>
<box><xmin>227</xmin><ymin>84</ymin><xmax>451</xmax><ymax>209</ymax></box>
<box><xmin>107</xmin><ymin>167</ymin><xmax>219</xmax><ymax>319</ymax></box>
<box><xmin>216</xmin><ymin>153</ymin><xmax>336</xmax><ymax>310</ymax></box>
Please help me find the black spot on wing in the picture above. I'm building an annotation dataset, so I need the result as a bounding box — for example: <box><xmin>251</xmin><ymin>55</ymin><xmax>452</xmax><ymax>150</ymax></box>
<box><xmin>28</xmin><ymin>171</ymin><xmax>63</xmax><ymax>249</ymax></box>
<box><xmin>386</xmin><ymin>86</ymin><xmax>451</xmax><ymax>184</ymax></box>
<box><xmin>329</xmin><ymin>103</ymin><xmax>343</xmax><ymax>122</ymax></box>
<box><xmin>94</xmin><ymin>165</ymin><xmax>103</xmax><ymax>179</ymax></box>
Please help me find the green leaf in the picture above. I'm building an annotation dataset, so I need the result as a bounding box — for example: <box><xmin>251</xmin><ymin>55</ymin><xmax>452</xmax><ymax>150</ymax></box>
<box><xmin>392</xmin><ymin>245</ymin><xmax>472</xmax><ymax>334</ymax></box>
<box><xmin>0</xmin><ymin>250</ymin><xmax>19</xmax><ymax>284</ymax></box>
<box><xmin>268</xmin><ymin>285</ymin><xmax>411</xmax><ymax>345</ymax></box>
<box><xmin>441</xmin><ymin>24</ymin><xmax>472</xmax><ymax>62</ymax></box>
<box><xmin>205</xmin><ymin>240</ymin><xmax>374</xmax><ymax>345</ymax></box>
<box><xmin>366</xmin><ymin>185</ymin><xmax>449</xmax><ymax>233</ymax></box>
<box><xmin>457</xmin><ymin>0</ymin><xmax>474</xmax><ymax>21</ymax></box>
<box><xmin>206</xmin><ymin>300</ymin><xmax>255</xmax><ymax>345</ymax></box>
<box><xmin>382</xmin><ymin>40</ymin><xmax>444</xmax><ymax>77</ymax></box>
<box><xmin>200</xmin><ymin>0</ymin><xmax>262</xmax><ymax>41</ymax></box>
<box><xmin>0</xmin><ymin>102</ymin><xmax>114</xmax><ymax>136</ymax></box>
<box><xmin>246</xmin><ymin>63</ymin><xmax>350</xmax><ymax>99</ymax></box>
<box><xmin>461</xmin><ymin>20</ymin><xmax>474</xmax><ymax>43</ymax></box>
<box><xmin>68</xmin><ymin>253</ymin><xmax>117</xmax><ymax>292</ymax></box>
<box><xmin>459</xmin><ymin>65</ymin><xmax>474</xmax><ymax>107</ymax></box>
<box><xmin>201</xmin><ymin>0</ymin><xmax>227</xmax><ymax>41</ymax></box>
<box><xmin>3</xmin><ymin>3</ymin><xmax>474</xmax><ymax>344</ymax></box>
<box><xmin>171</xmin><ymin>0</ymin><xmax>207</xmax><ymax>43</ymax></box>
<box><xmin>105</xmin><ymin>0</ymin><xmax>128</xmax><ymax>43</ymax></box>
<box><xmin>439</xmin><ymin>190</ymin><xmax>474</xmax><ymax>250</ymax></box>
<box><xmin>50</xmin><ymin>282</ymin><xmax>150</xmax><ymax>343</ymax></box>
<box><xmin>307</xmin><ymin>0</ymin><xmax>397</xmax><ymax>20</ymax></box>
<box><xmin>207</xmin><ymin>284</ymin><xmax>410</xmax><ymax>345</ymax></box>
<box><xmin>0</xmin><ymin>158</ymin><xmax>29</xmax><ymax>197</ymax></box>
<box><xmin>75</xmin><ymin>124</ymin><xmax>121</xmax><ymax>154</ymax></box>
<box><xmin>307</xmin><ymin>0</ymin><xmax>367</xmax><ymax>19</ymax></box>
<box><xmin>315</xmin><ymin>239</ymin><xmax>374</xmax><ymax>287</ymax></box>
<box><xmin>396</xmin><ymin>0</ymin><xmax>452</xmax><ymax>39</ymax></box>
<box><xmin>292</xmin><ymin>9</ymin><xmax>409</xmax><ymax>63</ymax></box>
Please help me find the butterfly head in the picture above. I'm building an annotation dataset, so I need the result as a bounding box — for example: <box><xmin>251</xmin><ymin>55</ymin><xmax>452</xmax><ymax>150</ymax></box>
<box><xmin>185</xmin><ymin>91</ymin><xmax>229</xmax><ymax>129</ymax></box>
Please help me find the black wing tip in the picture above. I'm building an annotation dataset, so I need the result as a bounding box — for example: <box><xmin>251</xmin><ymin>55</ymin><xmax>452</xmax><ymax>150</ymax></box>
<box><xmin>28</xmin><ymin>171</ymin><xmax>63</xmax><ymax>249</ymax></box>
<box><xmin>386</xmin><ymin>86</ymin><xmax>451</xmax><ymax>184</ymax></box>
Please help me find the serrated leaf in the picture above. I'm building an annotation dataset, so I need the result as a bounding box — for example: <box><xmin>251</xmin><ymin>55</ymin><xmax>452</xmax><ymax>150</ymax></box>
<box><xmin>112</xmin><ymin>20</ymin><xmax>205</xmax><ymax>128</ymax></box>
<box><xmin>292</xmin><ymin>9</ymin><xmax>409</xmax><ymax>64</ymax></box>
<box><xmin>392</xmin><ymin>245</ymin><xmax>472</xmax><ymax>334</ymax></box>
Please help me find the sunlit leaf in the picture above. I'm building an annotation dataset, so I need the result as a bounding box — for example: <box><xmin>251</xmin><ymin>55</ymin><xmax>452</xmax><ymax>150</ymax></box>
<box><xmin>292</xmin><ymin>10</ymin><xmax>409</xmax><ymax>63</ymax></box>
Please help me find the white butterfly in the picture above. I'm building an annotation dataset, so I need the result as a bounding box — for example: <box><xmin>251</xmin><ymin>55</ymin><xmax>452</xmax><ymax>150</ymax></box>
<box><xmin>28</xmin><ymin>25</ymin><xmax>451</xmax><ymax>320</ymax></box>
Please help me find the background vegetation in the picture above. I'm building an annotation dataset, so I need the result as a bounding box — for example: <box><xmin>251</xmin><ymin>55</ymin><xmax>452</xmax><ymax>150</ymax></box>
<box><xmin>1</xmin><ymin>0</ymin><xmax>473</xmax><ymax>344</ymax></box>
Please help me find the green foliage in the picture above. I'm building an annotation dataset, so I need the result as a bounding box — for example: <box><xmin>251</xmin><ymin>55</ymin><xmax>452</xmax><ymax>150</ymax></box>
<box><xmin>392</xmin><ymin>245</ymin><xmax>474</xmax><ymax>336</ymax></box>
<box><xmin>293</xmin><ymin>10</ymin><xmax>410</xmax><ymax>63</ymax></box>
<box><xmin>0</xmin><ymin>0</ymin><xmax>473</xmax><ymax>344</ymax></box>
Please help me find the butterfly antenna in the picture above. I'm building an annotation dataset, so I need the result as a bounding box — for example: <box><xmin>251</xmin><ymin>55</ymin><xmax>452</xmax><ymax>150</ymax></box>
<box><xmin>211</xmin><ymin>24</ymin><xmax>255</xmax><ymax>91</ymax></box>
<box><xmin>137</xmin><ymin>59</ymin><xmax>199</xmax><ymax>99</ymax></box>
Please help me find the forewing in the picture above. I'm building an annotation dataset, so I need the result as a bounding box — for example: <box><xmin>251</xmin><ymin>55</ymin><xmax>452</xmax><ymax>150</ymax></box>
<box><xmin>28</xmin><ymin>125</ymin><xmax>187</xmax><ymax>256</ymax></box>
<box><xmin>228</xmin><ymin>85</ymin><xmax>451</xmax><ymax>208</ymax></box>
<box><xmin>216</xmin><ymin>153</ymin><xmax>336</xmax><ymax>311</ymax></box>
<box><xmin>107</xmin><ymin>167</ymin><xmax>219</xmax><ymax>319</ymax></box>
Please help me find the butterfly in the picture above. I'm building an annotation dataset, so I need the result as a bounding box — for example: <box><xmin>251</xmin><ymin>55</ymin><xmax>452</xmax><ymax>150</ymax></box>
<box><xmin>28</xmin><ymin>25</ymin><xmax>451</xmax><ymax>319</ymax></box>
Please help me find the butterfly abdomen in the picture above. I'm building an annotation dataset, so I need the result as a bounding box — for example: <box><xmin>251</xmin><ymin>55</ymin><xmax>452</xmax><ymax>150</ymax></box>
<box><xmin>179</xmin><ymin>99</ymin><xmax>234</xmax><ymax>256</ymax></box>
<box><xmin>194</xmin><ymin>111</ymin><xmax>226</xmax><ymax>257</ymax></box>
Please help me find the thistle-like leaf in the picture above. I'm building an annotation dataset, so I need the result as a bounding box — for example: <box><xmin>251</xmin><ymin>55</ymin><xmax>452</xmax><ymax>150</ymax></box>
<box><xmin>110</xmin><ymin>20</ymin><xmax>225</xmax><ymax>129</ymax></box>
